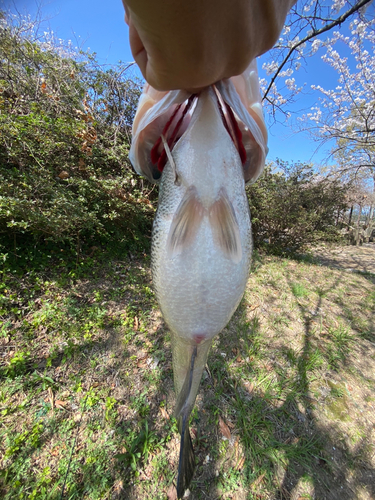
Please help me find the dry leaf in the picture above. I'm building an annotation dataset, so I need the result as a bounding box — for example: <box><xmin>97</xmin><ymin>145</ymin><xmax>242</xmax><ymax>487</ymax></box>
<box><xmin>251</xmin><ymin>473</ymin><xmax>265</xmax><ymax>489</ymax></box>
<box><xmin>234</xmin><ymin>436</ymin><xmax>240</xmax><ymax>461</ymax></box>
<box><xmin>48</xmin><ymin>387</ymin><xmax>54</xmax><ymax>408</ymax></box>
<box><xmin>219</xmin><ymin>417</ymin><xmax>231</xmax><ymax>440</ymax></box>
<box><xmin>166</xmin><ymin>484</ymin><xmax>177</xmax><ymax>500</ymax></box>
<box><xmin>113</xmin><ymin>480</ymin><xmax>123</xmax><ymax>496</ymax></box>
<box><xmin>55</xmin><ymin>400</ymin><xmax>68</xmax><ymax>409</ymax></box>
<box><xmin>134</xmin><ymin>317</ymin><xmax>139</xmax><ymax>330</ymax></box>
<box><xmin>58</xmin><ymin>171</ymin><xmax>69</xmax><ymax>179</ymax></box>
<box><xmin>78</xmin><ymin>158</ymin><xmax>86</xmax><ymax>171</ymax></box>
<box><xmin>236</xmin><ymin>455</ymin><xmax>246</xmax><ymax>470</ymax></box>
<box><xmin>248</xmin><ymin>304</ymin><xmax>260</xmax><ymax>312</ymax></box>
<box><xmin>137</xmin><ymin>351</ymin><xmax>148</xmax><ymax>367</ymax></box>
<box><xmin>160</xmin><ymin>407</ymin><xmax>169</xmax><ymax>419</ymax></box>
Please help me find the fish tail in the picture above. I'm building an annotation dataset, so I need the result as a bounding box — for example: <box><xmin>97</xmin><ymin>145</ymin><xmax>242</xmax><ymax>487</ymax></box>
<box><xmin>176</xmin><ymin>414</ymin><xmax>195</xmax><ymax>499</ymax></box>
<box><xmin>172</xmin><ymin>339</ymin><xmax>212</xmax><ymax>497</ymax></box>
<box><xmin>172</xmin><ymin>337</ymin><xmax>212</xmax><ymax>410</ymax></box>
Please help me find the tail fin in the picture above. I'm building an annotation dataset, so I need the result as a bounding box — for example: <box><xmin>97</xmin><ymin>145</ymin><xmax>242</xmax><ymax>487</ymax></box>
<box><xmin>176</xmin><ymin>414</ymin><xmax>195</xmax><ymax>499</ymax></box>
<box><xmin>174</xmin><ymin>346</ymin><xmax>197</xmax><ymax>498</ymax></box>
<box><xmin>172</xmin><ymin>340</ymin><xmax>212</xmax><ymax>497</ymax></box>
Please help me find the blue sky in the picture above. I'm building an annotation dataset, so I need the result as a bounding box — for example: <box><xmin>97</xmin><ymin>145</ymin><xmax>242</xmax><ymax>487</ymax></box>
<box><xmin>2</xmin><ymin>0</ymin><xmax>357</xmax><ymax>167</ymax></box>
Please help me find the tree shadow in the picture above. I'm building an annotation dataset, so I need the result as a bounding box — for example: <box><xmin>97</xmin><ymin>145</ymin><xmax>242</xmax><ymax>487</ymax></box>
<box><xmin>2</xmin><ymin>251</ymin><xmax>374</xmax><ymax>499</ymax></box>
<box><xmin>182</xmin><ymin>260</ymin><xmax>375</xmax><ymax>499</ymax></box>
<box><xmin>305</xmin><ymin>244</ymin><xmax>375</xmax><ymax>283</ymax></box>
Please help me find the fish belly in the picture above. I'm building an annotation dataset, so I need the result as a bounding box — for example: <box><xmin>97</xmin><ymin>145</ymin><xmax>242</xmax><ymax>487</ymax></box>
<box><xmin>152</xmin><ymin>162</ymin><xmax>252</xmax><ymax>395</ymax></box>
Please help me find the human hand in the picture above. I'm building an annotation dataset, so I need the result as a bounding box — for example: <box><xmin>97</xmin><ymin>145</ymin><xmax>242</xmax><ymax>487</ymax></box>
<box><xmin>122</xmin><ymin>0</ymin><xmax>295</xmax><ymax>92</ymax></box>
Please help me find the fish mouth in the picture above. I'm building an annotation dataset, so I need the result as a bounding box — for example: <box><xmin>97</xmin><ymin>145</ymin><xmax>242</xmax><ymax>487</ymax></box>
<box><xmin>150</xmin><ymin>93</ymin><xmax>198</xmax><ymax>173</ymax></box>
<box><xmin>147</xmin><ymin>86</ymin><xmax>263</xmax><ymax>184</ymax></box>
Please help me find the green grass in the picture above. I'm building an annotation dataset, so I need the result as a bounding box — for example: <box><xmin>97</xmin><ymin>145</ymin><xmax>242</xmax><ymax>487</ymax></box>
<box><xmin>291</xmin><ymin>282</ymin><xmax>310</xmax><ymax>298</ymax></box>
<box><xmin>0</xmin><ymin>247</ymin><xmax>374</xmax><ymax>499</ymax></box>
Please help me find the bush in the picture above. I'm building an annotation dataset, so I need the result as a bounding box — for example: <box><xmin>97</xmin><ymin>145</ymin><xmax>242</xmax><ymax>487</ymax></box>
<box><xmin>0</xmin><ymin>12</ymin><xmax>155</xmax><ymax>255</ymax></box>
<box><xmin>247</xmin><ymin>160</ymin><xmax>349</xmax><ymax>254</ymax></box>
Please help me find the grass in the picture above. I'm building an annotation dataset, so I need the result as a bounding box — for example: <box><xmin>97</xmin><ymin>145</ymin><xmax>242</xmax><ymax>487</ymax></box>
<box><xmin>0</xmin><ymin>245</ymin><xmax>374</xmax><ymax>499</ymax></box>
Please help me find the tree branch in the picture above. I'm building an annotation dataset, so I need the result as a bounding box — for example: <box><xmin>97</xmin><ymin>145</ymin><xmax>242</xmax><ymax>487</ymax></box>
<box><xmin>263</xmin><ymin>0</ymin><xmax>373</xmax><ymax>101</ymax></box>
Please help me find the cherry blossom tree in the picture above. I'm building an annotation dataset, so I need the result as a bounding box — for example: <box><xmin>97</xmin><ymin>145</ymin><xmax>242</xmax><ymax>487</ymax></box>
<box><xmin>261</xmin><ymin>1</ymin><xmax>375</xmax><ymax>226</ymax></box>
<box><xmin>260</xmin><ymin>0</ymin><xmax>374</xmax><ymax>116</ymax></box>
<box><xmin>304</xmin><ymin>14</ymin><xmax>375</xmax><ymax>223</ymax></box>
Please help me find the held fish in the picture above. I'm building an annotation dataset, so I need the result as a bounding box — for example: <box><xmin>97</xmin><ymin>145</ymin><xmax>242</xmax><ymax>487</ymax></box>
<box><xmin>130</xmin><ymin>60</ymin><xmax>267</xmax><ymax>498</ymax></box>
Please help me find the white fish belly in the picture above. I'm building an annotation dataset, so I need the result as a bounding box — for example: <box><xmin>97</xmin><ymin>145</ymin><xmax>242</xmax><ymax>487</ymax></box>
<box><xmin>152</xmin><ymin>165</ymin><xmax>252</xmax><ymax>343</ymax></box>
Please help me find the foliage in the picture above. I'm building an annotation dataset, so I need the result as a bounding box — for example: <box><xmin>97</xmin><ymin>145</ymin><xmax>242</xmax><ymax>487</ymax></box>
<box><xmin>0</xmin><ymin>12</ymin><xmax>155</xmax><ymax>255</ymax></box>
<box><xmin>247</xmin><ymin>161</ymin><xmax>349</xmax><ymax>254</ymax></box>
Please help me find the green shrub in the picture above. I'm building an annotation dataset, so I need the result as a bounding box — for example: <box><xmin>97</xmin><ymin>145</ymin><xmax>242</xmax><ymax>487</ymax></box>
<box><xmin>247</xmin><ymin>160</ymin><xmax>349</xmax><ymax>254</ymax></box>
<box><xmin>0</xmin><ymin>12</ymin><xmax>155</xmax><ymax>255</ymax></box>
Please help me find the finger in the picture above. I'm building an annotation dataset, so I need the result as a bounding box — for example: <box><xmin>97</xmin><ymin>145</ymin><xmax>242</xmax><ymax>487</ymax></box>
<box><xmin>128</xmin><ymin>18</ymin><xmax>149</xmax><ymax>75</ymax></box>
<box><xmin>121</xmin><ymin>0</ymin><xmax>130</xmax><ymax>24</ymax></box>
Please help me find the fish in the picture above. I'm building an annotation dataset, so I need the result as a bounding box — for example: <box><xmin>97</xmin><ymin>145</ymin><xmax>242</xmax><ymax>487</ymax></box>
<box><xmin>129</xmin><ymin>59</ymin><xmax>267</xmax><ymax>498</ymax></box>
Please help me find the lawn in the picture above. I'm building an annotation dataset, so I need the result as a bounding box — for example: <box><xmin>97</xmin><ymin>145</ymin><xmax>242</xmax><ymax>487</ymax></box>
<box><xmin>1</xmin><ymin>246</ymin><xmax>374</xmax><ymax>499</ymax></box>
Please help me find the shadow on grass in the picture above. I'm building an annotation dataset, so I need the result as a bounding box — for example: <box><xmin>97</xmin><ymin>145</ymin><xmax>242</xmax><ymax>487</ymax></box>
<box><xmin>1</xmin><ymin>250</ymin><xmax>375</xmax><ymax>499</ymax></box>
<box><xmin>297</xmin><ymin>244</ymin><xmax>375</xmax><ymax>285</ymax></box>
<box><xmin>184</xmin><ymin>264</ymin><xmax>375</xmax><ymax>499</ymax></box>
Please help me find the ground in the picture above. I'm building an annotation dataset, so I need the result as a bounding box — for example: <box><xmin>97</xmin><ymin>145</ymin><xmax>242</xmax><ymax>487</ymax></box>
<box><xmin>312</xmin><ymin>243</ymin><xmax>375</xmax><ymax>274</ymax></box>
<box><xmin>0</xmin><ymin>243</ymin><xmax>374</xmax><ymax>499</ymax></box>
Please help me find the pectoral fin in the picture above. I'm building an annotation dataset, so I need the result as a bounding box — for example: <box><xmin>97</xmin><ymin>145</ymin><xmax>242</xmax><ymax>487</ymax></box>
<box><xmin>209</xmin><ymin>188</ymin><xmax>242</xmax><ymax>264</ymax></box>
<box><xmin>167</xmin><ymin>186</ymin><xmax>205</xmax><ymax>257</ymax></box>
